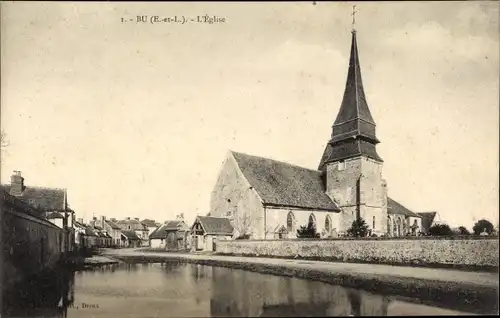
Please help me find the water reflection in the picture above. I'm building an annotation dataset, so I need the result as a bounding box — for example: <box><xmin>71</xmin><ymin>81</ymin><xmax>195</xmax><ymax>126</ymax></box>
<box><xmin>2</xmin><ymin>267</ymin><xmax>75</xmax><ymax>318</ymax></box>
<box><xmin>2</xmin><ymin>261</ymin><xmax>477</xmax><ymax>318</ymax></box>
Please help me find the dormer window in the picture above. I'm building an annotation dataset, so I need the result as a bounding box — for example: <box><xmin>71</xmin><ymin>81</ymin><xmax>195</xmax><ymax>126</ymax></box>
<box><xmin>338</xmin><ymin>161</ymin><xmax>346</xmax><ymax>171</ymax></box>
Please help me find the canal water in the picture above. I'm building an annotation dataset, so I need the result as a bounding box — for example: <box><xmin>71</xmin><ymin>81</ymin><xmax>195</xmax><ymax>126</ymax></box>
<box><xmin>2</xmin><ymin>261</ymin><xmax>475</xmax><ymax>317</ymax></box>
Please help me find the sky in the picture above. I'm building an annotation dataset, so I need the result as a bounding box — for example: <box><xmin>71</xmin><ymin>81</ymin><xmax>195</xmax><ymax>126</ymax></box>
<box><xmin>1</xmin><ymin>1</ymin><xmax>498</xmax><ymax>229</ymax></box>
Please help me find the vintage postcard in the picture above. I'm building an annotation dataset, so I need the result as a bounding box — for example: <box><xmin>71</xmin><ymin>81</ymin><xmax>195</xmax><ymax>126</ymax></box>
<box><xmin>1</xmin><ymin>1</ymin><xmax>498</xmax><ymax>317</ymax></box>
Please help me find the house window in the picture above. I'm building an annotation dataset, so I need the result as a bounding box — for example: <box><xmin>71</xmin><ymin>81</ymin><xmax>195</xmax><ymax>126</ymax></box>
<box><xmin>128</xmin><ymin>226</ymin><xmax>131</xmax><ymax>230</ymax></box>
<box><xmin>338</xmin><ymin>161</ymin><xmax>346</xmax><ymax>171</ymax></box>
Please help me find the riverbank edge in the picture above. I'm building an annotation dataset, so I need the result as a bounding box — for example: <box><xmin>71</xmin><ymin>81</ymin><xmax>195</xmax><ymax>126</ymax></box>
<box><xmin>141</xmin><ymin>248</ymin><xmax>499</xmax><ymax>273</ymax></box>
<box><xmin>103</xmin><ymin>252</ymin><xmax>499</xmax><ymax>315</ymax></box>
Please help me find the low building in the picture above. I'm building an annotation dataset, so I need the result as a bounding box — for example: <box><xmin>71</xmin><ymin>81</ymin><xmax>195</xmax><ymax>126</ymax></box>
<box><xmin>120</xmin><ymin>230</ymin><xmax>141</xmax><ymax>247</ymax></box>
<box><xmin>191</xmin><ymin>216</ymin><xmax>234</xmax><ymax>252</ymax></box>
<box><xmin>94</xmin><ymin>216</ymin><xmax>121</xmax><ymax>247</ymax></box>
<box><xmin>2</xmin><ymin>171</ymin><xmax>76</xmax><ymax>253</ymax></box>
<box><xmin>149</xmin><ymin>220</ymin><xmax>191</xmax><ymax>250</ymax></box>
<box><xmin>116</xmin><ymin>217</ymin><xmax>149</xmax><ymax>246</ymax></box>
<box><xmin>1</xmin><ymin>187</ymin><xmax>65</xmax><ymax>290</ymax></box>
<box><xmin>141</xmin><ymin>219</ymin><xmax>161</xmax><ymax>238</ymax></box>
<box><xmin>417</xmin><ymin>211</ymin><xmax>439</xmax><ymax>235</ymax></box>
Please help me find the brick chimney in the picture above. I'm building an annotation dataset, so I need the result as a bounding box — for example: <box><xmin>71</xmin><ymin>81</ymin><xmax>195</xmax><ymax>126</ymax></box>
<box><xmin>10</xmin><ymin>171</ymin><xmax>25</xmax><ymax>196</ymax></box>
<box><xmin>126</xmin><ymin>217</ymin><xmax>130</xmax><ymax>220</ymax></box>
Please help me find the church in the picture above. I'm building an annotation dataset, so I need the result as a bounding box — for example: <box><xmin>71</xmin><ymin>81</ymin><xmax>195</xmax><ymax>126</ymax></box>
<box><xmin>209</xmin><ymin>26</ymin><xmax>424</xmax><ymax>240</ymax></box>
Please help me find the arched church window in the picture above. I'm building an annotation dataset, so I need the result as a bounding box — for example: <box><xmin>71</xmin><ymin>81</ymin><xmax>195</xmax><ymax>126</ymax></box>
<box><xmin>372</xmin><ymin>216</ymin><xmax>376</xmax><ymax>229</ymax></box>
<box><xmin>286</xmin><ymin>212</ymin><xmax>295</xmax><ymax>233</ymax></box>
<box><xmin>308</xmin><ymin>214</ymin><xmax>316</xmax><ymax>228</ymax></box>
<box><xmin>325</xmin><ymin>215</ymin><xmax>332</xmax><ymax>232</ymax></box>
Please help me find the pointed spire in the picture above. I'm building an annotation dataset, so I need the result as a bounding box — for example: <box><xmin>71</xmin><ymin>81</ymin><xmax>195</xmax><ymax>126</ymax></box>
<box><xmin>318</xmin><ymin>14</ymin><xmax>382</xmax><ymax>171</ymax></box>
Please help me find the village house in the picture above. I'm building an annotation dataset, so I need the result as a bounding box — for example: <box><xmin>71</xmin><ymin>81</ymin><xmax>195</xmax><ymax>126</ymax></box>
<box><xmin>141</xmin><ymin>219</ymin><xmax>161</xmax><ymax>238</ymax></box>
<box><xmin>191</xmin><ymin>216</ymin><xmax>234</xmax><ymax>252</ymax></box>
<box><xmin>149</xmin><ymin>220</ymin><xmax>191</xmax><ymax>250</ymax></box>
<box><xmin>120</xmin><ymin>230</ymin><xmax>142</xmax><ymax>247</ymax></box>
<box><xmin>209</xmin><ymin>28</ymin><xmax>432</xmax><ymax>239</ymax></box>
<box><xmin>2</xmin><ymin>171</ymin><xmax>76</xmax><ymax>253</ymax></box>
<box><xmin>116</xmin><ymin>217</ymin><xmax>149</xmax><ymax>246</ymax></box>
<box><xmin>417</xmin><ymin>212</ymin><xmax>442</xmax><ymax>235</ymax></box>
<box><xmin>94</xmin><ymin>216</ymin><xmax>122</xmax><ymax>247</ymax></box>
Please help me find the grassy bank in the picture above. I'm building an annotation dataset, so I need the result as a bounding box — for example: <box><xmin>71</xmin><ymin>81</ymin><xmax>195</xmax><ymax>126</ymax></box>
<box><xmin>107</xmin><ymin>253</ymin><xmax>498</xmax><ymax>315</ymax></box>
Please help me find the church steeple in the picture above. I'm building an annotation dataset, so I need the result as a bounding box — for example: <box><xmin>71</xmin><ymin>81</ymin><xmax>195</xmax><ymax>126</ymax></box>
<box><xmin>318</xmin><ymin>23</ymin><xmax>383</xmax><ymax>171</ymax></box>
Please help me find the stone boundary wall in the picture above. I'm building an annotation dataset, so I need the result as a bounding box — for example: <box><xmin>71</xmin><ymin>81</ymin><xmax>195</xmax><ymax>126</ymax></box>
<box><xmin>215</xmin><ymin>237</ymin><xmax>499</xmax><ymax>269</ymax></box>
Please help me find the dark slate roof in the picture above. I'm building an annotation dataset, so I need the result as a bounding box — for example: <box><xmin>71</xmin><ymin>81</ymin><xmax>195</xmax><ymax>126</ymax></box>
<box><xmin>116</xmin><ymin>218</ymin><xmax>147</xmax><ymax>230</ymax></box>
<box><xmin>417</xmin><ymin>212</ymin><xmax>437</xmax><ymax>231</ymax></box>
<box><xmin>197</xmin><ymin>216</ymin><xmax>234</xmax><ymax>235</ymax></box>
<box><xmin>141</xmin><ymin>219</ymin><xmax>158</xmax><ymax>227</ymax></box>
<box><xmin>105</xmin><ymin>220</ymin><xmax>121</xmax><ymax>230</ymax></box>
<box><xmin>121</xmin><ymin>230</ymin><xmax>141</xmax><ymax>240</ymax></box>
<box><xmin>2</xmin><ymin>185</ymin><xmax>67</xmax><ymax>212</ymax></box>
<box><xmin>387</xmin><ymin>198</ymin><xmax>421</xmax><ymax>218</ymax></box>
<box><xmin>231</xmin><ymin>151</ymin><xmax>340</xmax><ymax>212</ymax></box>
<box><xmin>318</xmin><ymin>31</ymin><xmax>382</xmax><ymax>169</ymax></box>
<box><xmin>149</xmin><ymin>220</ymin><xmax>188</xmax><ymax>239</ymax></box>
<box><xmin>85</xmin><ymin>227</ymin><xmax>97</xmax><ymax>237</ymax></box>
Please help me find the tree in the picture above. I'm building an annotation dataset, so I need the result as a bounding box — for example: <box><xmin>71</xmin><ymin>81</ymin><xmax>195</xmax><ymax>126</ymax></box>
<box><xmin>457</xmin><ymin>226</ymin><xmax>470</xmax><ymax>235</ymax></box>
<box><xmin>297</xmin><ymin>222</ymin><xmax>320</xmax><ymax>238</ymax></box>
<box><xmin>346</xmin><ymin>217</ymin><xmax>369</xmax><ymax>238</ymax></box>
<box><xmin>473</xmin><ymin>219</ymin><xmax>494</xmax><ymax>235</ymax></box>
<box><xmin>429</xmin><ymin>224</ymin><xmax>453</xmax><ymax>236</ymax></box>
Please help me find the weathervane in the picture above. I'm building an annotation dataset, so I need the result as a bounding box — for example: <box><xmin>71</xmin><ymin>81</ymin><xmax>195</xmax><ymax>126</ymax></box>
<box><xmin>351</xmin><ymin>5</ymin><xmax>358</xmax><ymax>32</ymax></box>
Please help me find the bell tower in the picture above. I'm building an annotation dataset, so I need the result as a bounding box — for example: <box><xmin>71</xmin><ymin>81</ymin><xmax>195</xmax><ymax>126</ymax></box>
<box><xmin>319</xmin><ymin>10</ymin><xmax>387</xmax><ymax>236</ymax></box>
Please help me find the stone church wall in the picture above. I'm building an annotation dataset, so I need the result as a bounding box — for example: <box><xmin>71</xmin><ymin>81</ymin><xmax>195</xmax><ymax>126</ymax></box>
<box><xmin>325</xmin><ymin>156</ymin><xmax>387</xmax><ymax>236</ymax></box>
<box><xmin>265</xmin><ymin>207</ymin><xmax>341</xmax><ymax>239</ymax></box>
<box><xmin>209</xmin><ymin>154</ymin><xmax>265</xmax><ymax>239</ymax></box>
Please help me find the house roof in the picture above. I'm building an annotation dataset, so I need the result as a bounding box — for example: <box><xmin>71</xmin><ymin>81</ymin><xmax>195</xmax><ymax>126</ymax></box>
<box><xmin>2</xmin><ymin>185</ymin><xmax>67</xmax><ymax>213</ymax></box>
<box><xmin>195</xmin><ymin>216</ymin><xmax>234</xmax><ymax>235</ymax></box>
<box><xmin>141</xmin><ymin>219</ymin><xmax>158</xmax><ymax>227</ymax></box>
<box><xmin>121</xmin><ymin>230</ymin><xmax>141</xmax><ymax>240</ymax></box>
<box><xmin>116</xmin><ymin>218</ymin><xmax>147</xmax><ymax>230</ymax></box>
<box><xmin>231</xmin><ymin>151</ymin><xmax>340</xmax><ymax>212</ymax></box>
<box><xmin>387</xmin><ymin>198</ymin><xmax>420</xmax><ymax>218</ymax></box>
<box><xmin>46</xmin><ymin>211</ymin><xmax>65</xmax><ymax>219</ymax></box>
<box><xmin>105</xmin><ymin>220</ymin><xmax>121</xmax><ymax>230</ymax></box>
<box><xmin>149</xmin><ymin>220</ymin><xmax>188</xmax><ymax>239</ymax></box>
<box><xmin>417</xmin><ymin>212</ymin><xmax>437</xmax><ymax>231</ymax></box>
<box><xmin>85</xmin><ymin>227</ymin><xmax>97</xmax><ymax>237</ymax></box>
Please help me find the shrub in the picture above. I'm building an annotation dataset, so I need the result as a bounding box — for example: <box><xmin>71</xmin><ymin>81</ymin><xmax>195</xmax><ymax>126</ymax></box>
<box><xmin>457</xmin><ymin>226</ymin><xmax>470</xmax><ymax>235</ymax></box>
<box><xmin>346</xmin><ymin>218</ymin><xmax>369</xmax><ymax>238</ymax></box>
<box><xmin>429</xmin><ymin>224</ymin><xmax>453</xmax><ymax>236</ymax></box>
<box><xmin>235</xmin><ymin>234</ymin><xmax>250</xmax><ymax>240</ymax></box>
<box><xmin>473</xmin><ymin>219</ymin><xmax>494</xmax><ymax>235</ymax></box>
<box><xmin>297</xmin><ymin>223</ymin><xmax>320</xmax><ymax>238</ymax></box>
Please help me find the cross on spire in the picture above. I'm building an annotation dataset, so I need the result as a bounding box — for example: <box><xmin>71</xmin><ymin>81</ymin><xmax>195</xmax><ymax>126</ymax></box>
<box><xmin>351</xmin><ymin>5</ymin><xmax>357</xmax><ymax>32</ymax></box>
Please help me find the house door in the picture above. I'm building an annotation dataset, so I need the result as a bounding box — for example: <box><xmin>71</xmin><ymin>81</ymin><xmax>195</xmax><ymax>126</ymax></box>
<box><xmin>166</xmin><ymin>232</ymin><xmax>176</xmax><ymax>250</ymax></box>
<box><xmin>205</xmin><ymin>236</ymin><xmax>213</xmax><ymax>251</ymax></box>
<box><xmin>196</xmin><ymin>235</ymin><xmax>204</xmax><ymax>251</ymax></box>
